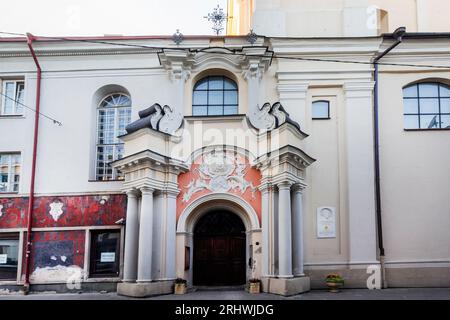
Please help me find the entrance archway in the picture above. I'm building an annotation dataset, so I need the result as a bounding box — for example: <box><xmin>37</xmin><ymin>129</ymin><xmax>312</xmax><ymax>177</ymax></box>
<box><xmin>193</xmin><ymin>210</ymin><xmax>246</xmax><ymax>286</ymax></box>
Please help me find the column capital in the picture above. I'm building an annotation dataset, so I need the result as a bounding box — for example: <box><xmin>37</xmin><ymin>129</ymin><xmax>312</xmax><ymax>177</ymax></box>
<box><xmin>241</xmin><ymin>47</ymin><xmax>272</xmax><ymax>81</ymax></box>
<box><xmin>140</xmin><ymin>187</ymin><xmax>155</xmax><ymax>195</ymax></box>
<box><xmin>343</xmin><ymin>81</ymin><xmax>375</xmax><ymax>98</ymax></box>
<box><xmin>158</xmin><ymin>49</ymin><xmax>195</xmax><ymax>82</ymax></box>
<box><xmin>291</xmin><ymin>183</ymin><xmax>307</xmax><ymax>193</ymax></box>
<box><xmin>258</xmin><ymin>182</ymin><xmax>273</xmax><ymax>193</ymax></box>
<box><xmin>163</xmin><ymin>189</ymin><xmax>180</xmax><ymax>198</ymax></box>
<box><xmin>277</xmin><ymin>181</ymin><xmax>293</xmax><ymax>190</ymax></box>
<box><xmin>276</xmin><ymin>82</ymin><xmax>309</xmax><ymax>100</ymax></box>
<box><xmin>126</xmin><ymin>189</ymin><xmax>139</xmax><ymax>198</ymax></box>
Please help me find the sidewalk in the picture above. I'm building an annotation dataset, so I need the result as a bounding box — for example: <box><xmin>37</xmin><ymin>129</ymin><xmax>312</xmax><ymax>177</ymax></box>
<box><xmin>1</xmin><ymin>288</ymin><xmax>450</xmax><ymax>300</ymax></box>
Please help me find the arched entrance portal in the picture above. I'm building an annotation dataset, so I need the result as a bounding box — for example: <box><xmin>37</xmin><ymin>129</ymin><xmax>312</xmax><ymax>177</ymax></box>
<box><xmin>193</xmin><ymin>210</ymin><xmax>246</xmax><ymax>286</ymax></box>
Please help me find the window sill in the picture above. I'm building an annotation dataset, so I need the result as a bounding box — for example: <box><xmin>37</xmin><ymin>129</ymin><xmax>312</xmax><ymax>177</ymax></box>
<box><xmin>0</xmin><ymin>115</ymin><xmax>25</xmax><ymax>119</ymax></box>
<box><xmin>404</xmin><ymin>128</ymin><xmax>450</xmax><ymax>132</ymax></box>
<box><xmin>0</xmin><ymin>280</ymin><xmax>19</xmax><ymax>285</ymax></box>
<box><xmin>312</xmin><ymin>118</ymin><xmax>331</xmax><ymax>120</ymax></box>
<box><xmin>84</xmin><ymin>277</ymin><xmax>121</xmax><ymax>282</ymax></box>
<box><xmin>186</xmin><ymin>114</ymin><xmax>246</xmax><ymax>121</ymax></box>
<box><xmin>0</xmin><ymin>192</ymin><xmax>19</xmax><ymax>196</ymax></box>
<box><xmin>88</xmin><ymin>180</ymin><xmax>124</xmax><ymax>183</ymax></box>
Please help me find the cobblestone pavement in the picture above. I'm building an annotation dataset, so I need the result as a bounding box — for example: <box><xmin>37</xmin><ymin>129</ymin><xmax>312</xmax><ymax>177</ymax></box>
<box><xmin>0</xmin><ymin>288</ymin><xmax>450</xmax><ymax>300</ymax></box>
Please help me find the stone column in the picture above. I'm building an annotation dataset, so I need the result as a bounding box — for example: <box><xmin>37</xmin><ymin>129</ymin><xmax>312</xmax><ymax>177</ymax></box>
<box><xmin>123</xmin><ymin>190</ymin><xmax>139</xmax><ymax>282</ymax></box>
<box><xmin>260</xmin><ymin>185</ymin><xmax>270</xmax><ymax>277</ymax></box>
<box><xmin>344</xmin><ymin>82</ymin><xmax>378</xmax><ymax>264</ymax></box>
<box><xmin>151</xmin><ymin>192</ymin><xmax>164</xmax><ymax>280</ymax></box>
<box><xmin>164</xmin><ymin>190</ymin><xmax>178</xmax><ymax>280</ymax></box>
<box><xmin>137</xmin><ymin>187</ymin><xmax>154</xmax><ymax>282</ymax></box>
<box><xmin>277</xmin><ymin>181</ymin><xmax>293</xmax><ymax>278</ymax></box>
<box><xmin>291</xmin><ymin>184</ymin><xmax>305</xmax><ymax>276</ymax></box>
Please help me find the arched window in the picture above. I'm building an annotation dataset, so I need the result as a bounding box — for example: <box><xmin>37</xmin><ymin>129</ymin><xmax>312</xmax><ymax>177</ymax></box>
<box><xmin>96</xmin><ymin>93</ymin><xmax>131</xmax><ymax>180</ymax></box>
<box><xmin>192</xmin><ymin>76</ymin><xmax>238</xmax><ymax>116</ymax></box>
<box><xmin>312</xmin><ymin>100</ymin><xmax>330</xmax><ymax>119</ymax></box>
<box><xmin>403</xmin><ymin>82</ymin><xmax>450</xmax><ymax>129</ymax></box>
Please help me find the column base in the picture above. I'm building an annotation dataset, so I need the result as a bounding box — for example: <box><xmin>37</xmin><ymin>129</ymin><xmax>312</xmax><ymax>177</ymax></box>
<box><xmin>117</xmin><ymin>280</ymin><xmax>173</xmax><ymax>298</ymax></box>
<box><xmin>261</xmin><ymin>276</ymin><xmax>310</xmax><ymax>296</ymax></box>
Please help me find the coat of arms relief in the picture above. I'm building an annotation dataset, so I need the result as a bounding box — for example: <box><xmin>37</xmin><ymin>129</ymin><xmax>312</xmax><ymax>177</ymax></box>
<box><xmin>182</xmin><ymin>151</ymin><xmax>257</xmax><ymax>203</ymax></box>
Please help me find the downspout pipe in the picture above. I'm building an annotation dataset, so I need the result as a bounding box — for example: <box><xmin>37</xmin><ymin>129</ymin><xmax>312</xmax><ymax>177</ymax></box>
<box><xmin>372</xmin><ymin>27</ymin><xmax>406</xmax><ymax>289</ymax></box>
<box><xmin>23</xmin><ymin>33</ymin><xmax>42</xmax><ymax>294</ymax></box>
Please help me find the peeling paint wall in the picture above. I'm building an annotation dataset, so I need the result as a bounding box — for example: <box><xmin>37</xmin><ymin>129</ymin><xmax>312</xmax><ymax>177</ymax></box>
<box><xmin>0</xmin><ymin>194</ymin><xmax>126</xmax><ymax>284</ymax></box>
<box><xmin>26</xmin><ymin>231</ymin><xmax>85</xmax><ymax>283</ymax></box>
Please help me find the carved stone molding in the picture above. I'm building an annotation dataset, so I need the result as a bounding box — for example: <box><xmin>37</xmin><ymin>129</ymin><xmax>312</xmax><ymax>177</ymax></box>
<box><xmin>158</xmin><ymin>49</ymin><xmax>195</xmax><ymax>82</ymax></box>
<box><xmin>247</xmin><ymin>102</ymin><xmax>301</xmax><ymax>132</ymax></box>
<box><xmin>125</xmin><ymin>103</ymin><xmax>183</xmax><ymax>135</ymax></box>
<box><xmin>240</xmin><ymin>47</ymin><xmax>273</xmax><ymax>81</ymax></box>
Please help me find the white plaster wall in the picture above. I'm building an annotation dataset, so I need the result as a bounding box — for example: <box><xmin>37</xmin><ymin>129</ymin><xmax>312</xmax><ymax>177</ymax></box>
<box><xmin>253</xmin><ymin>0</ymin><xmax>450</xmax><ymax>37</ymax></box>
<box><xmin>0</xmin><ymin>48</ymin><xmax>173</xmax><ymax>195</ymax></box>
<box><xmin>305</xmin><ymin>89</ymin><xmax>349</xmax><ymax>264</ymax></box>
<box><xmin>378</xmin><ymin>67</ymin><xmax>450</xmax><ymax>264</ymax></box>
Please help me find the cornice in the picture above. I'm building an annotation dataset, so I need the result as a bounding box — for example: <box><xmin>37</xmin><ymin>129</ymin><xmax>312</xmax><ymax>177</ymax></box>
<box><xmin>0</xmin><ymin>48</ymin><xmax>159</xmax><ymax>58</ymax></box>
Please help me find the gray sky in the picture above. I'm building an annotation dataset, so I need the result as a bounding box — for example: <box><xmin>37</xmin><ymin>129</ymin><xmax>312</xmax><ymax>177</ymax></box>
<box><xmin>0</xmin><ymin>0</ymin><xmax>228</xmax><ymax>37</ymax></box>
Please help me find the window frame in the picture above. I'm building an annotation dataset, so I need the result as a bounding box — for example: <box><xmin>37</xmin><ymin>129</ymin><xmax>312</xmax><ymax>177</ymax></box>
<box><xmin>1</xmin><ymin>80</ymin><xmax>25</xmax><ymax>116</ymax></box>
<box><xmin>88</xmin><ymin>229</ymin><xmax>121</xmax><ymax>278</ymax></box>
<box><xmin>403</xmin><ymin>82</ymin><xmax>450</xmax><ymax>130</ymax></box>
<box><xmin>0</xmin><ymin>153</ymin><xmax>21</xmax><ymax>193</ymax></box>
<box><xmin>0</xmin><ymin>233</ymin><xmax>20</xmax><ymax>281</ymax></box>
<box><xmin>192</xmin><ymin>76</ymin><xmax>238</xmax><ymax>116</ymax></box>
<box><xmin>95</xmin><ymin>93</ymin><xmax>131</xmax><ymax>181</ymax></box>
<box><xmin>312</xmin><ymin>100</ymin><xmax>331</xmax><ymax>120</ymax></box>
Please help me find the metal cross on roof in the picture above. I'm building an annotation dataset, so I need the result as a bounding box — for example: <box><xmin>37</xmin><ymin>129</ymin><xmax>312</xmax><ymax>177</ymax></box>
<box><xmin>204</xmin><ymin>5</ymin><xmax>228</xmax><ymax>35</ymax></box>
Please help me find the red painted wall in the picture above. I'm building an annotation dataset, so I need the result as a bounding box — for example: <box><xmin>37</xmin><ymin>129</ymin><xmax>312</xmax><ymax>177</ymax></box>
<box><xmin>0</xmin><ymin>194</ymin><xmax>126</xmax><ymax>229</ymax></box>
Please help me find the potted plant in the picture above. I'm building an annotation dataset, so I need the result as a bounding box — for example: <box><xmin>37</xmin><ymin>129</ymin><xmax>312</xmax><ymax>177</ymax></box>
<box><xmin>325</xmin><ymin>274</ymin><xmax>344</xmax><ymax>293</ymax></box>
<box><xmin>248</xmin><ymin>278</ymin><xmax>261</xmax><ymax>294</ymax></box>
<box><xmin>174</xmin><ymin>278</ymin><xmax>187</xmax><ymax>295</ymax></box>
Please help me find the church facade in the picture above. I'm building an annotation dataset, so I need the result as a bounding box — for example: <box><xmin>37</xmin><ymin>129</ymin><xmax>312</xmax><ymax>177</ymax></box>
<box><xmin>1</xmin><ymin>29</ymin><xmax>450</xmax><ymax>296</ymax></box>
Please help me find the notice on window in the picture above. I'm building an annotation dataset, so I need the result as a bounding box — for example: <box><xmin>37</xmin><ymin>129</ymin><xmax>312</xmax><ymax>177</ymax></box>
<box><xmin>317</xmin><ymin>207</ymin><xmax>336</xmax><ymax>238</ymax></box>
<box><xmin>100</xmin><ymin>252</ymin><xmax>115</xmax><ymax>263</ymax></box>
<box><xmin>0</xmin><ymin>254</ymin><xmax>7</xmax><ymax>264</ymax></box>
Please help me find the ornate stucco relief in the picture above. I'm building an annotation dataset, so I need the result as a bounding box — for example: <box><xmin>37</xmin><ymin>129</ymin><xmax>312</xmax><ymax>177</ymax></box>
<box><xmin>182</xmin><ymin>151</ymin><xmax>257</xmax><ymax>203</ymax></box>
<box><xmin>49</xmin><ymin>201</ymin><xmax>64</xmax><ymax>222</ymax></box>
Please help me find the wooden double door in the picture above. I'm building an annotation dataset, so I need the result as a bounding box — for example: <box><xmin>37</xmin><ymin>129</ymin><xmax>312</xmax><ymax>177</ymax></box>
<box><xmin>193</xmin><ymin>211</ymin><xmax>246</xmax><ymax>286</ymax></box>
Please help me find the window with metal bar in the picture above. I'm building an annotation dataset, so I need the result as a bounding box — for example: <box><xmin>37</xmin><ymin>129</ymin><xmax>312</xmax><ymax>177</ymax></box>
<box><xmin>96</xmin><ymin>93</ymin><xmax>131</xmax><ymax>180</ymax></box>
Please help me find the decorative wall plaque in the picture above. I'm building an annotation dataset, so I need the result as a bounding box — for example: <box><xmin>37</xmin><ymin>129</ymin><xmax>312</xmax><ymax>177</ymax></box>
<box><xmin>317</xmin><ymin>207</ymin><xmax>336</xmax><ymax>238</ymax></box>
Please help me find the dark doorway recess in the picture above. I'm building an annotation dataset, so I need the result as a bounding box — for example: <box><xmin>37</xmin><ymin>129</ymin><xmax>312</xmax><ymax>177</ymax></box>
<box><xmin>193</xmin><ymin>210</ymin><xmax>246</xmax><ymax>286</ymax></box>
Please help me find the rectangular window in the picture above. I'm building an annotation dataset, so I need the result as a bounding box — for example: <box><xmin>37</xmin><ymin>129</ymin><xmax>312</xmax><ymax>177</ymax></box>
<box><xmin>1</xmin><ymin>80</ymin><xmax>25</xmax><ymax>115</ymax></box>
<box><xmin>0</xmin><ymin>233</ymin><xmax>20</xmax><ymax>280</ymax></box>
<box><xmin>0</xmin><ymin>153</ymin><xmax>21</xmax><ymax>193</ymax></box>
<box><xmin>312</xmin><ymin>101</ymin><xmax>330</xmax><ymax>119</ymax></box>
<box><xmin>89</xmin><ymin>230</ymin><xmax>120</xmax><ymax>278</ymax></box>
